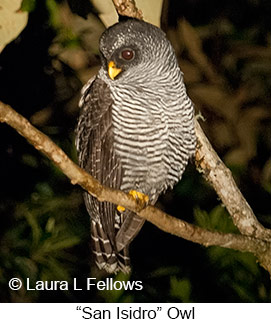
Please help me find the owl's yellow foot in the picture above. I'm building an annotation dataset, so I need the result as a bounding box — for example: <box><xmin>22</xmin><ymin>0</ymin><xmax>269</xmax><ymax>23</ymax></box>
<box><xmin>117</xmin><ymin>190</ymin><xmax>149</xmax><ymax>212</ymax></box>
<box><xmin>129</xmin><ymin>190</ymin><xmax>149</xmax><ymax>205</ymax></box>
<box><xmin>117</xmin><ymin>205</ymin><xmax>126</xmax><ymax>213</ymax></box>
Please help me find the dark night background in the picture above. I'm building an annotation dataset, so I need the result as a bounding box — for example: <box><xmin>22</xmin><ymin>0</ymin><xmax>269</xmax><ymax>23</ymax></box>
<box><xmin>0</xmin><ymin>0</ymin><xmax>271</xmax><ymax>302</ymax></box>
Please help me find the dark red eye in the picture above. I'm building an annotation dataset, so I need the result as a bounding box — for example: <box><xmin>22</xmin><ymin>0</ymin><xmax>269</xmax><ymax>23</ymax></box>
<box><xmin>121</xmin><ymin>49</ymin><xmax>134</xmax><ymax>61</ymax></box>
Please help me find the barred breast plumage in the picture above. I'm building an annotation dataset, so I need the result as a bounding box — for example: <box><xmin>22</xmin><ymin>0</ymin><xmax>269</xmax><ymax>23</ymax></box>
<box><xmin>76</xmin><ymin>18</ymin><xmax>196</xmax><ymax>274</ymax></box>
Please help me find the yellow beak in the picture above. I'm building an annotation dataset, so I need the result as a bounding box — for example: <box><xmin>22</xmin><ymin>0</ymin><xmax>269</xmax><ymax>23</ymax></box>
<box><xmin>108</xmin><ymin>61</ymin><xmax>122</xmax><ymax>80</ymax></box>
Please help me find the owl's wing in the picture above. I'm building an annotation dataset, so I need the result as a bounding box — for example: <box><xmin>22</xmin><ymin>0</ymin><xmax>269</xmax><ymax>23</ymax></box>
<box><xmin>76</xmin><ymin>77</ymin><xmax>144</xmax><ymax>273</ymax></box>
<box><xmin>76</xmin><ymin>77</ymin><xmax>123</xmax><ymax>243</ymax></box>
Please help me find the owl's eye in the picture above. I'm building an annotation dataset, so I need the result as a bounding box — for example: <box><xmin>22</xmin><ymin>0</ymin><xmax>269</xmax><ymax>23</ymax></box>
<box><xmin>121</xmin><ymin>49</ymin><xmax>134</xmax><ymax>61</ymax></box>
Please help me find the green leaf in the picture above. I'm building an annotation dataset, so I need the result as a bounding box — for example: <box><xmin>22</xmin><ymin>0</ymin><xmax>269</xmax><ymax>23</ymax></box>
<box><xmin>38</xmin><ymin>236</ymin><xmax>81</xmax><ymax>254</ymax></box>
<box><xmin>170</xmin><ymin>276</ymin><xmax>192</xmax><ymax>302</ymax></box>
<box><xmin>194</xmin><ymin>205</ymin><xmax>237</xmax><ymax>233</ymax></box>
<box><xmin>21</xmin><ymin>0</ymin><xmax>36</xmax><ymax>12</ymax></box>
<box><xmin>99</xmin><ymin>272</ymin><xmax>131</xmax><ymax>302</ymax></box>
<box><xmin>46</xmin><ymin>0</ymin><xmax>60</xmax><ymax>29</ymax></box>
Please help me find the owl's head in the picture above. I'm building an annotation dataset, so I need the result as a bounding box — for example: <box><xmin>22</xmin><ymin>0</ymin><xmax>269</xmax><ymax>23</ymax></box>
<box><xmin>99</xmin><ymin>19</ymin><xmax>175</xmax><ymax>81</ymax></box>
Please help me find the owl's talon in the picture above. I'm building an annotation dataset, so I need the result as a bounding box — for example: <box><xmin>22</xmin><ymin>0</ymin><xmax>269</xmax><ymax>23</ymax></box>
<box><xmin>117</xmin><ymin>191</ymin><xmax>149</xmax><ymax>212</ymax></box>
<box><xmin>117</xmin><ymin>205</ymin><xmax>126</xmax><ymax>213</ymax></box>
<box><xmin>129</xmin><ymin>190</ymin><xmax>149</xmax><ymax>208</ymax></box>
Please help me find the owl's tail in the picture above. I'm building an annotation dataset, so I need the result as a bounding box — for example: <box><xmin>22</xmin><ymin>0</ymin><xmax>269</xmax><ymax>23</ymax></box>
<box><xmin>91</xmin><ymin>220</ymin><xmax>131</xmax><ymax>274</ymax></box>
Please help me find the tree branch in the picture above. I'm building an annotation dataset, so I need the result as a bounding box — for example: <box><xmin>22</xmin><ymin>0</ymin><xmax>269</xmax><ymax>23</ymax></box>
<box><xmin>111</xmin><ymin>0</ymin><xmax>143</xmax><ymax>20</ymax></box>
<box><xmin>1</xmin><ymin>100</ymin><xmax>271</xmax><ymax>275</ymax></box>
<box><xmin>195</xmin><ymin>120</ymin><xmax>271</xmax><ymax>241</ymax></box>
